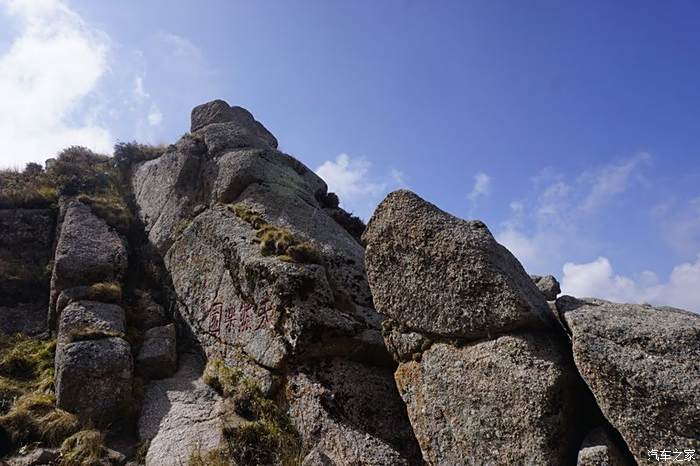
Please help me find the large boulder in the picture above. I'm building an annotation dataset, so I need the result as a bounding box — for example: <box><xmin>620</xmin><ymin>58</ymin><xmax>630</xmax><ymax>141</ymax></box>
<box><xmin>558</xmin><ymin>296</ymin><xmax>700</xmax><ymax>464</ymax></box>
<box><xmin>49</xmin><ymin>202</ymin><xmax>127</xmax><ymax>329</ymax></box>
<box><xmin>394</xmin><ymin>333</ymin><xmax>581</xmax><ymax>465</ymax></box>
<box><xmin>190</xmin><ymin>99</ymin><xmax>278</xmax><ymax>149</ymax></box>
<box><xmin>138</xmin><ymin>352</ymin><xmax>228</xmax><ymax>466</ymax></box>
<box><xmin>55</xmin><ymin>337</ymin><xmax>133</xmax><ymax>425</ymax></box>
<box><xmin>363</xmin><ymin>190</ymin><xmax>551</xmax><ymax>340</ymax></box>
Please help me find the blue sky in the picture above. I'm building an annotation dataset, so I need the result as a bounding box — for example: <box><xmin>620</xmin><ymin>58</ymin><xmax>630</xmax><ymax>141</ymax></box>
<box><xmin>1</xmin><ymin>0</ymin><xmax>699</xmax><ymax>311</ymax></box>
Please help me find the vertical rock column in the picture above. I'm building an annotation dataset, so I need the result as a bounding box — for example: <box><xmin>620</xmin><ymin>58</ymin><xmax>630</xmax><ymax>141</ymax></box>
<box><xmin>50</xmin><ymin>201</ymin><xmax>132</xmax><ymax>425</ymax></box>
<box><xmin>364</xmin><ymin>190</ymin><xmax>587</xmax><ymax>466</ymax></box>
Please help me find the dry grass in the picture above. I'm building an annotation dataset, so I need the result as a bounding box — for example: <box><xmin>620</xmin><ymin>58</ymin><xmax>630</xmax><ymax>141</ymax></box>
<box><xmin>60</xmin><ymin>429</ymin><xmax>107</xmax><ymax>466</ymax></box>
<box><xmin>230</xmin><ymin>203</ymin><xmax>322</xmax><ymax>265</ymax></box>
<box><xmin>0</xmin><ymin>335</ymin><xmax>82</xmax><ymax>453</ymax></box>
<box><xmin>76</xmin><ymin>193</ymin><xmax>131</xmax><ymax>235</ymax></box>
<box><xmin>0</xmin><ymin>393</ymin><xmax>80</xmax><ymax>447</ymax></box>
<box><xmin>199</xmin><ymin>359</ymin><xmax>303</xmax><ymax>466</ymax></box>
<box><xmin>83</xmin><ymin>282</ymin><xmax>123</xmax><ymax>304</ymax></box>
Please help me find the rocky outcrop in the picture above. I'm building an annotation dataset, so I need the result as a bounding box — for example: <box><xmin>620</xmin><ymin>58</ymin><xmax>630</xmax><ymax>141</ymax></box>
<box><xmin>364</xmin><ymin>190</ymin><xmax>551</xmax><ymax>340</ymax></box>
<box><xmin>0</xmin><ymin>209</ymin><xmax>55</xmax><ymax>335</ymax></box>
<box><xmin>130</xmin><ymin>100</ymin><xmax>420</xmax><ymax>464</ymax></box>
<box><xmin>558</xmin><ymin>296</ymin><xmax>700</xmax><ymax>465</ymax></box>
<box><xmin>364</xmin><ymin>190</ymin><xmax>594</xmax><ymax>465</ymax></box>
<box><xmin>49</xmin><ymin>202</ymin><xmax>127</xmax><ymax>330</ymax></box>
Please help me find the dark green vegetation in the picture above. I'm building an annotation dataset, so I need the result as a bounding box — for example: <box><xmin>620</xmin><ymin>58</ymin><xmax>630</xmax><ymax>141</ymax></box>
<box><xmin>190</xmin><ymin>359</ymin><xmax>302</xmax><ymax>466</ymax></box>
<box><xmin>230</xmin><ymin>203</ymin><xmax>323</xmax><ymax>264</ymax></box>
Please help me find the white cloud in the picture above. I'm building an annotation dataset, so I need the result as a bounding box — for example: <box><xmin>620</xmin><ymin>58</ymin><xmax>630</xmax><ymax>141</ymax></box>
<box><xmin>316</xmin><ymin>154</ymin><xmax>385</xmax><ymax>199</ymax></box>
<box><xmin>315</xmin><ymin>154</ymin><xmax>406</xmax><ymax>219</ymax></box>
<box><xmin>0</xmin><ymin>0</ymin><xmax>112</xmax><ymax>166</ymax></box>
<box><xmin>561</xmin><ymin>256</ymin><xmax>700</xmax><ymax>313</ymax></box>
<box><xmin>468</xmin><ymin>172</ymin><xmax>491</xmax><ymax>202</ymax></box>
<box><xmin>155</xmin><ymin>31</ymin><xmax>204</xmax><ymax>62</ymax></box>
<box><xmin>578</xmin><ymin>152</ymin><xmax>650</xmax><ymax>213</ymax></box>
<box><xmin>147</xmin><ymin>104</ymin><xmax>163</xmax><ymax>126</ymax></box>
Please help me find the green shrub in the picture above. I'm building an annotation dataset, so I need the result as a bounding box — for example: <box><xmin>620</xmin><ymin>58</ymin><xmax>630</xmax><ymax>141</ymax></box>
<box><xmin>0</xmin><ymin>166</ymin><xmax>57</xmax><ymax>209</ymax></box>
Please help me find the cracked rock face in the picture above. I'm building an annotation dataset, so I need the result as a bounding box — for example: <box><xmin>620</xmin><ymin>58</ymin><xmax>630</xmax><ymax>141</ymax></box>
<box><xmin>559</xmin><ymin>297</ymin><xmax>700</xmax><ymax>465</ymax></box>
<box><xmin>131</xmin><ymin>100</ymin><xmax>421</xmax><ymax>464</ymax></box>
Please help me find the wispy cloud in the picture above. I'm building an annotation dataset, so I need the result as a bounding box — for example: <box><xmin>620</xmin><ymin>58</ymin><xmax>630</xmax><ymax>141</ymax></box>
<box><xmin>496</xmin><ymin>153</ymin><xmax>651</xmax><ymax>273</ymax></box>
<box><xmin>0</xmin><ymin>0</ymin><xmax>112</xmax><ymax>165</ymax></box>
<box><xmin>468</xmin><ymin>171</ymin><xmax>491</xmax><ymax>202</ymax></box>
<box><xmin>578</xmin><ymin>152</ymin><xmax>651</xmax><ymax>213</ymax></box>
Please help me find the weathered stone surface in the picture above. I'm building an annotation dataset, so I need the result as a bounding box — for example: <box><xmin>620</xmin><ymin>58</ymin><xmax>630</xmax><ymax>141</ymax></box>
<box><xmin>57</xmin><ymin>300</ymin><xmax>125</xmax><ymax>343</ymax></box>
<box><xmin>285</xmin><ymin>358</ymin><xmax>422</xmax><ymax>465</ymax></box>
<box><xmin>531</xmin><ymin>274</ymin><xmax>561</xmax><ymax>301</ymax></box>
<box><xmin>190</xmin><ymin>99</ymin><xmax>278</xmax><ymax>149</ymax></box>
<box><xmin>394</xmin><ymin>333</ymin><xmax>581</xmax><ymax>466</ymax></box>
<box><xmin>49</xmin><ymin>202</ymin><xmax>127</xmax><ymax>329</ymax></box>
<box><xmin>364</xmin><ymin>190</ymin><xmax>551</xmax><ymax>339</ymax></box>
<box><xmin>301</xmin><ymin>448</ymin><xmax>335</xmax><ymax>466</ymax></box>
<box><xmin>138</xmin><ymin>352</ymin><xmax>227</xmax><ymax>466</ymax></box>
<box><xmin>137</xmin><ymin>324</ymin><xmax>177</xmax><ymax>380</ymax></box>
<box><xmin>559</xmin><ymin>296</ymin><xmax>700</xmax><ymax>465</ymax></box>
<box><xmin>55</xmin><ymin>337</ymin><xmax>133</xmax><ymax>425</ymax></box>
<box><xmin>54</xmin><ymin>285</ymin><xmax>122</xmax><ymax>318</ymax></box>
<box><xmin>132</xmin><ymin>103</ymin><xmax>418</xmax><ymax>460</ymax></box>
<box><xmin>0</xmin><ymin>209</ymin><xmax>54</xmax><ymax>306</ymax></box>
<box><xmin>576</xmin><ymin>427</ymin><xmax>629</xmax><ymax>466</ymax></box>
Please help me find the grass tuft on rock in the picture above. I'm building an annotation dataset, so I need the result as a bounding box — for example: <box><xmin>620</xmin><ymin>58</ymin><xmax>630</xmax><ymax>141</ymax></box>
<box><xmin>195</xmin><ymin>359</ymin><xmax>303</xmax><ymax>466</ymax></box>
<box><xmin>60</xmin><ymin>429</ymin><xmax>108</xmax><ymax>466</ymax></box>
<box><xmin>229</xmin><ymin>203</ymin><xmax>322</xmax><ymax>265</ymax></box>
<box><xmin>86</xmin><ymin>282</ymin><xmax>123</xmax><ymax>304</ymax></box>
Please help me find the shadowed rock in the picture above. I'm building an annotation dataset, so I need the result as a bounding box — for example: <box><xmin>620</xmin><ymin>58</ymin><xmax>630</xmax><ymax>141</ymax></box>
<box><xmin>137</xmin><ymin>323</ymin><xmax>177</xmax><ymax>380</ymax></box>
<box><xmin>531</xmin><ymin>274</ymin><xmax>561</xmax><ymax>301</ymax></box>
<box><xmin>559</xmin><ymin>296</ymin><xmax>700</xmax><ymax>464</ymax></box>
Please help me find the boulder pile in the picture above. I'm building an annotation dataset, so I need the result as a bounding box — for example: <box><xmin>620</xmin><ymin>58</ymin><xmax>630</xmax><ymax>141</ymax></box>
<box><xmin>0</xmin><ymin>100</ymin><xmax>697</xmax><ymax>466</ymax></box>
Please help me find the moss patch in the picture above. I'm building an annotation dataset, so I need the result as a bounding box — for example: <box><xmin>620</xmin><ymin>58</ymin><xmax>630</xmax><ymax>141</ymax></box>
<box><xmin>229</xmin><ymin>203</ymin><xmax>322</xmax><ymax>265</ymax></box>
<box><xmin>194</xmin><ymin>359</ymin><xmax>302</xmax><ymax>466</ymax></box>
